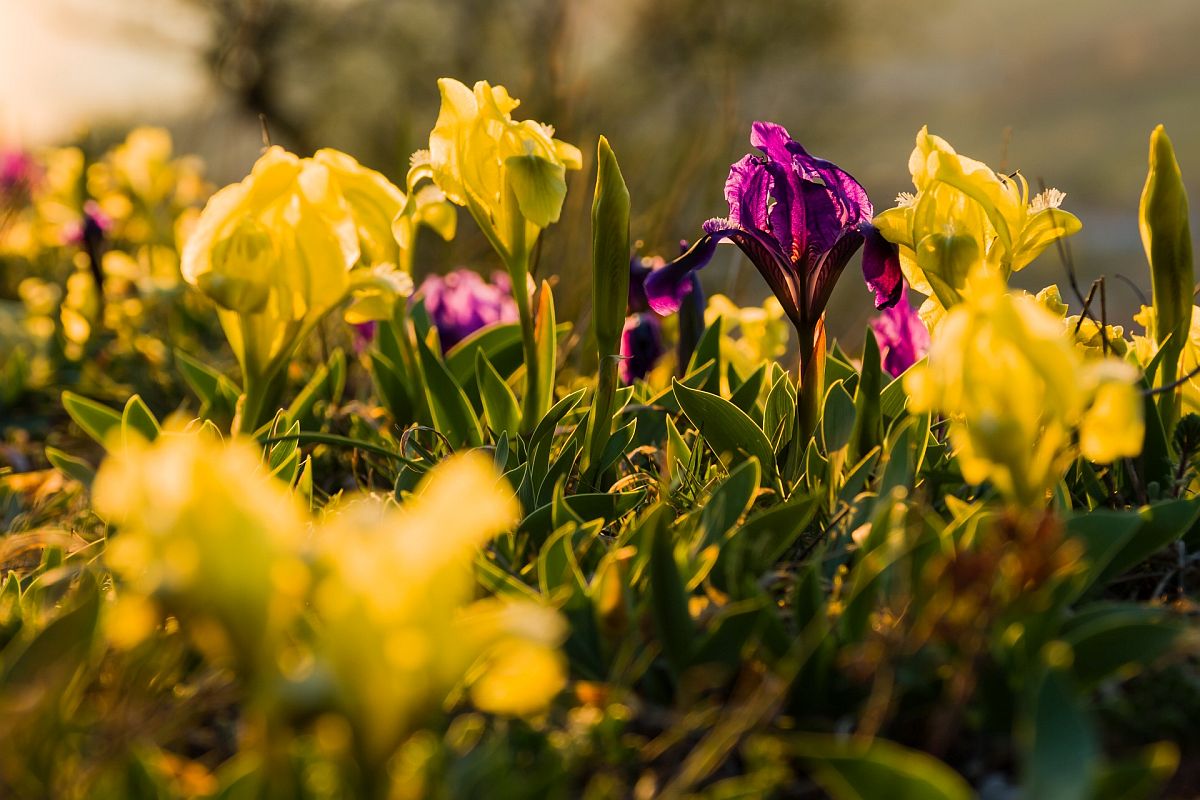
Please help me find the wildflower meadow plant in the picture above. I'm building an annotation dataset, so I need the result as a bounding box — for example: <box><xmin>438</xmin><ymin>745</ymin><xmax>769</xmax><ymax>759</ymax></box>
<box><xmin>647</xmin><ymin>121</ymin><xmax>903</xmax><ymax>461</ymax></box>
<box><xmin>5</xmin><ymin>74</ymin><xmax>1200</xmax><ymax>800</ymax></box>
<box><xmin>424</xmin><ymin>78</ymin><xmax>581</xmax><ymax>433</ymax></box>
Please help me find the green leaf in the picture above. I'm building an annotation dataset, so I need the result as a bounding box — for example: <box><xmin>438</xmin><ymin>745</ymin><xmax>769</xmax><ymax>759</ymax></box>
<box><xmin>414</xmin><ymin>334</ymin><xmax>483</xmax><ymax>448</ymax></box>
<box><xmin>175</xmin><ymin>348</ymin><xmax>240</xmax><ymax>419</ymax></box>
<box><xmin>729</xmin><ymin>363</ymin><xmax>767</xmax><ymax>418</ymax></box>
<box><xmin>673</xmin><ymin>379</ymin><xmax>776</xmax><ymax>479</ymax></box>
<box><xmin>647</xmin><ymin>508</ymin><xmax>693</xmax><ymax>677</ymax></box>
<box><xmin>688</xmin><ymin>316</ymin><xmax>723</xmax><ymax>395</ymax></box>
<box><xmin>476</xmin><ymin>350</ymin><xmax>521</xmax><ymax>439</ymax></box>
<box><xmin>62</xmin><ymin>391</ymin><xmax>122</xmax><ymax>448</ymax></box>
<box><xmin>517</xmin><ymin>490</ymin><xmax>644</xmax><ymax>539</ymax></box>
<box><xmin>647</xmin><ymin>359</ymin><xmax>716</xmax><ymax>414</ymax></box>
<box><xmin>691</xmin><ymin>599</ymin><xmax>765</xmax><ymax>669</ymax></box>
<box><xmin>1064</xmin><ymin>509</ymin><xmax>1144</xmax><ymax>597</ymax></box>
<box><xmin>850</xmin><ymin>328</ymin><xmax>884</xmax><ymax>462</ymax></box>
<box><xmin>698</xmin><ymin>459</ymin><xmax>760</xmax><ymax>550</ymax></box>
<box><xmin>879</xmin><ymin>359</ymin><xmax>922</xmax><ymax>420</ymax></box>
<box><xmin>121</xmin><ymin>395</ymin><xmax>160</xmax><ymax>444</ymax></box>
<box><xmin>594</xmin><ymin>418</ymin><xmax>637</xmax><ymax>480</ymax></box>
<box><xmin>1025</xmin><ymin>658</ymin><xmax>1098</xmax><ymax>800</ymax></box>
<box><xmin>446</xmin><ymin>321</ymin><xmax>522</xmax><ymax>403</ymax></box>
<box><xmin>530</xmin><ymin>280</ymin><xmax>558</xmax><ymax>428</ymax></box>
<box><xmin>45</xmin><ymin>446</ymin><xmax>94</xmax><ymax>484</ymax></box>
<box><xmin>1098</xmin><ymin>498</ymin><xmax>1200</xmax><ymax>587</ymax></box>
<box><xmin>285</xmin><ymin>348</ymin><xmax>345</xmax><ymax>429</ymax></box>
<box><xmin>1140</xmin><ymin>125</ymin><xmax>1193</xmax><ymax>430</ymax></box>
<box><xmin>266</xmin><ymin>417</ymin><xmax>302</xmax><ymax>485</ymax></box>
<box><xmin>591</xmin><ymin>135</ymin><xmax>632</xmax><ymax>352</ymax></box>
<box><xmin>821</xmin><ymin>380</ymin><xmax>856</xmax><ymax>455</ymax></box>
<box><xmin>2</xmin><ymin>574</ymin><xmax>99</xmax><ymax>689</ymax></box>
<box><xmin>785</xmin><ymin>734</ymin><xmax>972</xmax><ymax>800</ymax></box>
<box><xmin>1062</xmin><ymin>604</ymin><xmax>1186</xmax><ymax>687</ymax></box>
<box><xmin>763</xmin><ymin>368</ymin><xmax>797</xmax><ymax>454</ymax></box>
<box><xmin>587</xmin><ymin>140</ymin><xmax>630</xmax><ymax>481</ymax></box>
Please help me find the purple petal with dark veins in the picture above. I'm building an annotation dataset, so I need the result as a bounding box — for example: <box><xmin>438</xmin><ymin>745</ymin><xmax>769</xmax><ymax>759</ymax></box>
<box><xmin>861</xmin><ymin>223</ymin><xmax>903</xmax><ymax>310</ymax></box>
<box><xmin>786</xmin><ymin>140</ymin><xmax>873</xmax><ymax>226</ymax></box>
<box><xmin>807</xmin><ymin>226</ymin><xmax>866</xmax><ymax>321</ymax></box>
<box><xmin>725</xmin><ymin>155</ymin><xmax>772</xmax><ymax>233</ymax></box>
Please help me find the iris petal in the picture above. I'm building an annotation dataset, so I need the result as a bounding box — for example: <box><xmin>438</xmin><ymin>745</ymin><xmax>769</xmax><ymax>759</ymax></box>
<box><xmin>861</xmin><ymin>223</ymin><xmax>904</xmax><ymax>310</ymax></box>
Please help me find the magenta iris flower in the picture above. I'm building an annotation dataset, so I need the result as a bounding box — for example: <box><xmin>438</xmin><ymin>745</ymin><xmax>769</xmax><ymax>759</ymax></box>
<box><xmin>644</xmin><ymin>122</ymin><xmax>901</xmax><ymax>329</ymax></box>
<box><xmin>869</xmin><ymin>284</ymin><xmax>929</xmax><ymax>378</ymax></box>
<box><xmin>415</xmin><ymin>269</ymin><xmax>519</xmax><ymax>351</ymax></box>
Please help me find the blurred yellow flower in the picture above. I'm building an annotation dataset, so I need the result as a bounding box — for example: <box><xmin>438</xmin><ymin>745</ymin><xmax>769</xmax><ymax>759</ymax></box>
<box><xmin>312</xmin><ymin>452</ymin><xmax>564</xmax><ymax>765</ymax></box>
<box><xmin>94</xmin><ymin>435</ymin><xmax>563</xmax><ymax>767</ymax></box>
<box><xmin>705</xmin><ymin>293</ymin><xmax>790</xmax><ymax>380</ymax></box>
<box><xmin>94</xmin><ymin>431</ymin><xmax>308</xmax><ymax>672</ymax></box>
<box><xmin>875</xmin><ymin>128</ymin><xmax>1081</xmax><ymax>320</ymax></box>
<box><xmin>906</xmin><ymin>270</ymin><xmax>1142</xmax><ymax>508</ymax></box>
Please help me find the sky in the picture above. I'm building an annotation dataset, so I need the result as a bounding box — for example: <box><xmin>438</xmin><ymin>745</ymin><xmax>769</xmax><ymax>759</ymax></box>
<box><xmin>0</xmin><ymin>0</ymin><xmax>209</xmax><ymax>145</ymax></box>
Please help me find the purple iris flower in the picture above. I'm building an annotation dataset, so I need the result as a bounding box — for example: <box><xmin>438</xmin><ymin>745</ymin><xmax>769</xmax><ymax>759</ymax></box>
<box><xmin>623</xmin><ymin>251</ymin><xmax>705</xmax><ymax>383</ymax></box>
<box><xmin>644</xmin><ymin>122</ymin><xmax>901</xmax><ymax>331</ymax></box>
<box><xmin>869</xmin><ymin>283</ymin><xmax>930</xmax><ymax>378</ymax></box>
<box><xmin>619</xmin><ymin>313</ymin><xmax>665</xmax><ymax>385</ymax></box>
<box><xmin>415</xmin><ymin>269</ymin><xmax>519</xmax><ymax>351</ymax></box>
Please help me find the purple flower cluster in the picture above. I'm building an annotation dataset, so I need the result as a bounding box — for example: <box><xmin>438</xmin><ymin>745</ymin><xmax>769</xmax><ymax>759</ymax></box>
<box><xmin>416</xmin><ymin>269</ymin><xmax>519</xmax><ymax>351</ymax></box>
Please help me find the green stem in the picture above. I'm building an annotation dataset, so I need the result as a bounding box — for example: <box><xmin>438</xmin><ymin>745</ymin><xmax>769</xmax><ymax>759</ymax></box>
<box><xmin>786</xmin><ymin>320</ymin><xmax>824</xmax><ymax>485</ymax></box>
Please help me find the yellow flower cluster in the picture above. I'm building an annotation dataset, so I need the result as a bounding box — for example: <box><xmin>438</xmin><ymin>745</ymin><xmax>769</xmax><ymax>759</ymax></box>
<box><xmin>906</xmin><ymin>270</ymin><xmax>1143</xmax><ymax>508</ymax></box>
<box><xmin>875</xmin><ymin>128</ymin><xmax>1082</xmax><ymax>327</ymax></box>
<box><xmin>95</xmin><ymin>432</ymin><xmax>566</xmax><ymax>763</ymax></box>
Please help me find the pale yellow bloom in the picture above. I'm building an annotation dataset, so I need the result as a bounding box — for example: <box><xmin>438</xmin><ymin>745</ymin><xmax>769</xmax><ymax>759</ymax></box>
<box><xmin>906</xmin><ymin>270</ymin><xmax>1143</xmax><ymax>508</ymax></box>
<box><xmin>428</xmin><ymin>78</ymin><xmax>581</xmax><ymax>257</ymax></box>
<box><xmin>875</xmin><ymin>128</ymin><xmax>1081</xmax><ymax>321</ymax></box>
<box><xmin>94</xmin><ymin>430</ymin><xmax>308</xmax><ymax>671</ymax></box>
<box><xmin>94</xmin><ymin>436</ymin><xmax>566</xmax><ymax>765</ymax></box>
<box><xmin>313</xmin><ymin>452</ymin><xmax>564</xmax><ymax>764</ymax></box>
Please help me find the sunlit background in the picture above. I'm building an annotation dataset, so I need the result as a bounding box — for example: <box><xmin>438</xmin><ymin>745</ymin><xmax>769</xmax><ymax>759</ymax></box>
<box><xmin>3</xmin><ymin>0</ymin><xmax>1198</xmax><ymax>343</ymax></box>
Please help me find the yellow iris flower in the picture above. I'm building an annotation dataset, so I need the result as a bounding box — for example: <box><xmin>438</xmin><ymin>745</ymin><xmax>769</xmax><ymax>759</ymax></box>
<box><xmin>427</xmin><ymin>78</ymin><xmax>581</xmax><ymax>260</ymax></box>
<box><xmin>906</xmin><ymin>270</ymin><xmax>1143</xmax><ymax>508</ymax></box>
<box><xmin>875</xmin><ymin>127</ymin><xmax>1082</xmax><ymax>323</ymax></box>
<box><xmin>95</xmin><ymin>433</ymin><xmax>566</xmax><ymax>769</ymax></box>
<box><xmin>182</xmin><ymin>146</ymin><xmax>444</xmax><ymax>429</ymax></box>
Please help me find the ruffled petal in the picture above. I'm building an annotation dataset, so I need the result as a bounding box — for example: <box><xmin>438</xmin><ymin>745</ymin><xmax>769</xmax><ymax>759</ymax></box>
<box><xmin>861</xmin><ymin>223</ymin><xmax>904</xmax><ymax>310</ymax></box>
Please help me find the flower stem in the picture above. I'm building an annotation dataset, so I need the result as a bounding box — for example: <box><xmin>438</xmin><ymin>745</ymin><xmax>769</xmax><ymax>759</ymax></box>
<box><xmin>787</xmin><ymin>319</ymin><xmax>825</xmax><ymax>484</ymax></box>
